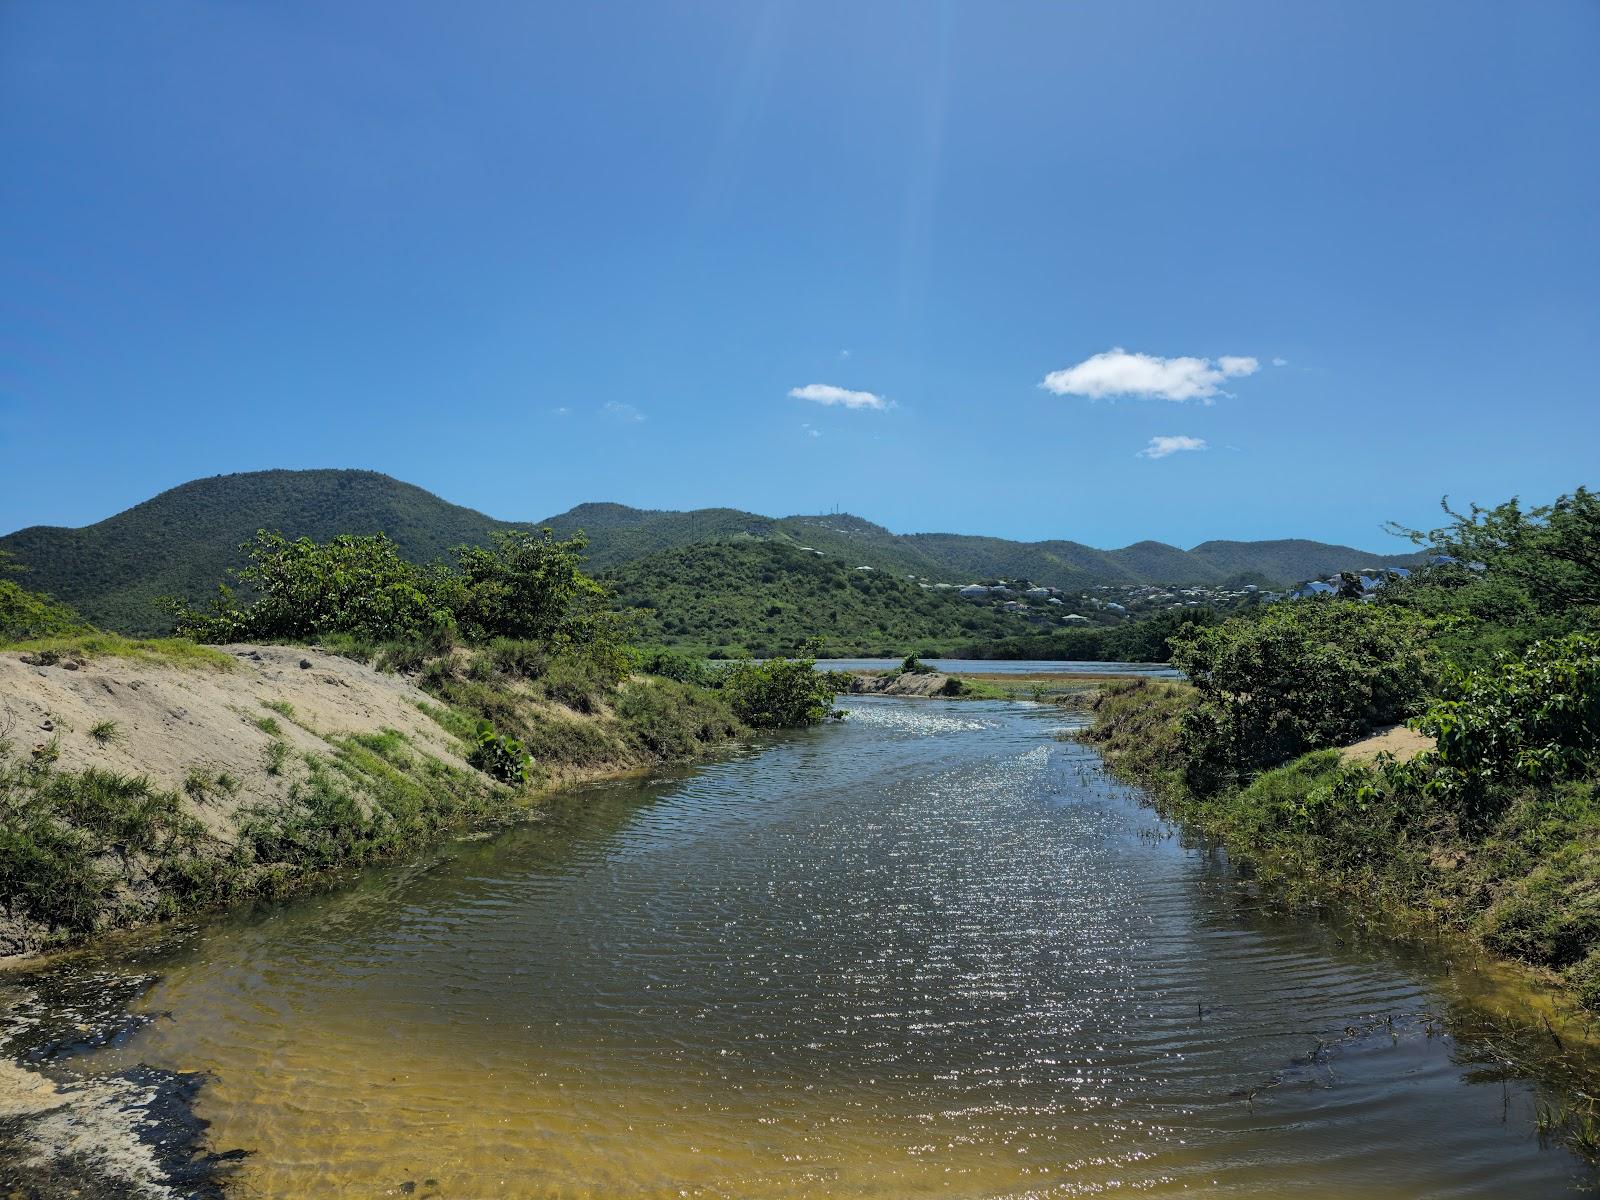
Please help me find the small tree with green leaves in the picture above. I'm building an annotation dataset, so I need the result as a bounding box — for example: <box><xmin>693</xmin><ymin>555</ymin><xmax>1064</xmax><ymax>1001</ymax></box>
<box><xmin>719</xmin><ymin>644</ymin><xmax>837</xmax><ymax>729</ymax></box>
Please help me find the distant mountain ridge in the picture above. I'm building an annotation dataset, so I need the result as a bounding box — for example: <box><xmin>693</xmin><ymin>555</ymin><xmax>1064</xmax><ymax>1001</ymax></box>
<box><xmin>0</xmin><ymin>469</ymin><xmax>1422</xmax><ymax>632</ymax></box>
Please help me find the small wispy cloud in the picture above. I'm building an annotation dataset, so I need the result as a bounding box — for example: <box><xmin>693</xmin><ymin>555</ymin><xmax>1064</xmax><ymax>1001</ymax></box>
<box><xmin>552</xmin><ymin>405</ymin><xmax>571</xmax><ymax>416</ymax></box>
<box><xmin>1137</xmin><ymin>435</ymin><xmax>1209</xmax><ymax>460</ymax></box>
<box><xmin>801</xmin><ymin>422</ymin><xmax>822</xmax><ymax>439</ymax></box>
<box><xmin>1041</xmin><ymin>348</ymin><xmax>1259</xmax><ymax>403</ymax></box>
<box><xmin>788</xmin><ymin>383</ymin><xmax>891</xmax><ymax>410</ymax></box>
<box><xmin>838</xmin><ymin>349</ymin><xmax>851</xmax><ymax>359</ymax></box>
<box><xmin>602</xmin><ymin>401</ymin><xmax>645</xmax><ymax>423</ymax></box>
<box><xmin>1271</xmin><ymin>356</ymin><xmax>1288</xmax><ymax>367</ymax></box>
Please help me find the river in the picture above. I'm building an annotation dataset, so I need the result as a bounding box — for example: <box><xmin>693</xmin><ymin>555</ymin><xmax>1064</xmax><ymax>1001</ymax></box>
<box><xmin>8</xmin><ymin>696</ymin><xmax>1599</xmax><ymax>1196</ymax></box>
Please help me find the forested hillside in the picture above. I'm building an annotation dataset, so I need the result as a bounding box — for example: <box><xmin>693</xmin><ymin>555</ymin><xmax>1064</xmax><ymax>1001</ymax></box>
<box><xmin>0</xmin><ymin>470</ymin><xmax>515</xmax><ymax>632</ymax></box>
<box><xmin>2</xmin><ymin>468</ymin><xmax>1420</xmax><ymax>636</ymax></box>
<box><xmin>603</xmin><ymin>541</ymin><xmax>1034</xmax><ymax>657</ymax></box>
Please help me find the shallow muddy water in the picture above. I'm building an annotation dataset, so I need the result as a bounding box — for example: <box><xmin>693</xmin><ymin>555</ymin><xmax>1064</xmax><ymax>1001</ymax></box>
<box><xmin>23</xmin><ymin>697</ymin><xmax>1600</xmax><ymax>1196</ymax></box>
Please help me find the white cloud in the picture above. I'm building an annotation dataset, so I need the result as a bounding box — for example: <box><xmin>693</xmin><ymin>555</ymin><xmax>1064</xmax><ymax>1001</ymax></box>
<box><xmin>788</xmin><ymin>383</ymin><xmax>890</xmax><ymax>410</ymax></box>
<box><xmin>1137</xmin><ymin>435</ymin><xmax>1209</xmax><ymax>459</ymax></box>
<box><xmin>553</xmin><ymin>405</ymin><xmax>571</xmax><ymax>415</ymax></box>
<box><xmin>1272</xmin><ymin>356</ymin><xmax>1288</xmax><ymax>367</ymax></box>
<box><xmin>1040</xmin><ymin>348</ymin><xmax>1259</xmax><ymax>403</ymax></box>
<box><xmin>839</xmin><ymin>349</ymin><xmax>851</xmax><ymax>359</ymax></box>
<box><xmin>801</xmin><ymin>422</ymin><xmax>822</xmax><ymax>438</ymax></box>
<box><xmin>602</xmin><ymin>401</ymin><xmax>645</xmax><ymax>423</ymax></box>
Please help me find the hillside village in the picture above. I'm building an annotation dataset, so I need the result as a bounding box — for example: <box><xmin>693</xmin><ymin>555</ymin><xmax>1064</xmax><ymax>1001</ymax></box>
<box><xmin>884</xmin><ymin>564</ymin><xmax>1421</xmax><ymax>629</ymax></box>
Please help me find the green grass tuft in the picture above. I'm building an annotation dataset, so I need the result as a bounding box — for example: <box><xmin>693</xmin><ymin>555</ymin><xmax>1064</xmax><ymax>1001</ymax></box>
<box><xmin>3</xmin><ymin>633</ymin><xmax>234</xmax><ymax>670</ymax></box>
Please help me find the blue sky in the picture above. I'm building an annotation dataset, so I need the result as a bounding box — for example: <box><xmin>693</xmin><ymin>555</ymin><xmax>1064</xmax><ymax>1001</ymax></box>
<box><xmin>2</xmin><ymin>1</ymin><xmax>1596</xmax><ymax>552</ymax></box>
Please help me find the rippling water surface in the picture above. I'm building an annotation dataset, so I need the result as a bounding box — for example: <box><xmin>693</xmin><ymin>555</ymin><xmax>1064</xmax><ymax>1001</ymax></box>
<box><xmin>75</xmin><ymin>698</ymin><xmax>1600</xmax><ymax>1195</ymax></box>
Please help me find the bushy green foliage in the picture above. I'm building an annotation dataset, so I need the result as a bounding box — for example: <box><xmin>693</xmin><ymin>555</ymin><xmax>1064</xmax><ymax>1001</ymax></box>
<box><xmin>718</xmin><ymin>652</ymin><xmax>837</xmax><ymax>729</ymax></box>
<box><xmin>1394</xmin><ymin>487</ymin><xmax>1600</xmax><ymax>614</ymax></box>
<box><xmin>169</xmin><ymin>531</ymin><xmax>454</xmax><ymax>643</ymax></box>
<box><xmin>616</xmin><ymin>678</ymin><xmax>743</xmax><ymax>758</ymax></box>
<box><xmin>1383</xmin><ymin>487</ymin><xmax>1600</xmax><ymax>670</ymax></box>
<box><xmin>0</xmin><ymin>574</ymin><xmax>87</xmax><ymax>644</ymax></box>
<box><xmin>448</xmin><ymin>529</ymin><xmax>621</xmax><ymax>647</ymax></box>
<box><xmin>638</xmin><ymin>648</ymin><xmax>719</xmax><ymax>687</ymax></box>
<box><xmin>166</xmin><ymin>528</ymin><xmax>627</xmax><ymax>666</ymax></box>
<box><xmin>1407</xmin><ymin>633</ymin><xmax>1600</xmax><ymax>818</ymax></box>
<box><xmin>466</xmin><ymin>722</ymin><xmax>531</xmax><ymax>784</ymax></box>
<box><xmin>1169</xmin><ymin>601</ymin><xmax>1436</xmax><ymax>790</ymax></box>
<box><xmin>0</xmin><ymin>745</ymin><xmax>211</xmax><ymax>936</ymax></box>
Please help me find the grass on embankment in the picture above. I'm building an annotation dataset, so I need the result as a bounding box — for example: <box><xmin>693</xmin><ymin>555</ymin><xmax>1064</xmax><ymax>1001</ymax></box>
<box><xmin>1082</xmin><ymin>679</ymin><xmax>1600</xmax><ymax>1011</ymax></box>
<box><xmin>1</xmin><ymin>632</ymin><xmax>235</xmax><ymax>670</ymax></box>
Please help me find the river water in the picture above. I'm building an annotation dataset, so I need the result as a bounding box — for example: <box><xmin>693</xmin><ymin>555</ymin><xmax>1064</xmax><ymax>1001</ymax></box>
<box><xmin>29</xmin><ymin>697</ymin><xmax>1600</xmax><ymax>1196</ymax></box>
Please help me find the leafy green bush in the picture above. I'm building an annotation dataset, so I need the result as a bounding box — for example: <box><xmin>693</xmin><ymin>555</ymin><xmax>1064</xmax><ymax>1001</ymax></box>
<box><xmin>449</xmin><ymin>529</ymin><xmax>624</xmax><ymax>650</ymax></box>
<box><xmin>638</xmin><ymin>649</ymin><xmax>717</xmax><ymax>687</ymax></box>
<box><xmin>616</xmin><ymin>679</ymin><xmax>743</xmax><ymax>759</ymax></box>
<box><xmin>1170</xmin><ymin>601</ymin><xmax>1436</xmax><ymax>791</ymax></box>
<box><xmin>465</xmin><ymin>722</ymin><xmax>531</xmax><ymax>784</ymax></box>
<box><xmin>718</xmin><ymin>653</ymin><xmax>837</xmax><ymax>729</ymax></box>
<box><xmin>0</xmin><ymin>578</ymin><xmax>87</xmax><ymax>644</ymax></box>
<box><xmin>537</xmin><ymin>654</ymin><xmax>616</xmax><ymax>714</ymax></box>
<box><xmin>1409</xmin><ymin>633</ymin><xmax>1600</xmax><ymax>817</ymax></box>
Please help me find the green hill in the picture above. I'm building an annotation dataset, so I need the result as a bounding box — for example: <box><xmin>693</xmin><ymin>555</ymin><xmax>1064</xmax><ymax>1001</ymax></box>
<box><xmin>542</xmin><ymin>507</ymin><xmax>1421</xmax><ymax>592</ymax></box>
<box><xmin>0</xmin><ymin>470</ymin><xmax>516</xmax><ymax>632</ymax></box>
<box><xmin>1</xmin><ymin>468</ymin><xmax>1423</xmax><ymax>638</ymax></box>
<box><xmin>602</xmin><ymin>541</ymin><xmax>1036</xmax><ymax>657</ymax></box>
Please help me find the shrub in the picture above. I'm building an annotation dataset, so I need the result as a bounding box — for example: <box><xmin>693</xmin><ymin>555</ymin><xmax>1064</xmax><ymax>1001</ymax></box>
<box><xmin>449</xmin><ymin>529</ymin><xmax>625</xmax><ymax>651</ymax></box>
<box><xmin>537</xmin><ymin>654</ymin><xmax>613</xmax><ymax>714</ymax></box>
<box><xmin>617</xmin><ymin>679</ymin><xmax>742</xmax><ymax>759</ymax></box>
<box><xmin>466</xmin><ymin>721</ymin><xmax>531</xmax><ymax>785</ymax></box>
<box><xmin>1170</xmin><ymin>601</ymin><xmax>1436</xmax><ymax>791</ymax></box>
<box><xmin>165</xmin><ymin>527</ymin><xmax>627</xmax><ymax>663</ymax></box>
<box><xmin>638</xmin><ymin>649</ymin><xmax>717</xmax><ymax>688</ymax></box>
<box><xmin>167</xmin><ymin>531</ymin><xmax>457</xmax><ymax>644</ymax></box>
<box><xmin>719</xmin><ymin>654</ymin><xmax>837</xmax><ymax>729</ymax></box>
<box><xmin>0</xmin><ymin>567</ymin><xmax>87</xmax><ymax>644</ymax></box>
<box><xmin>1413</xmin><ymin>634</ymin><xmax>1600</xmax><ymax>808</ymax></box>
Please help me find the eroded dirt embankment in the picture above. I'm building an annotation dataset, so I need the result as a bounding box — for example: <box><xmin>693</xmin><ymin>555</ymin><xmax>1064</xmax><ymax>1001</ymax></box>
<box><xmin>0</xmin><ymin>643</ymin><xmax>469</xmax><ymax>834</ymax></box>
<box><xmin>0</xmin><ymin>641</ymin><xmax>678</xmax><ymax>1196</ymax></box>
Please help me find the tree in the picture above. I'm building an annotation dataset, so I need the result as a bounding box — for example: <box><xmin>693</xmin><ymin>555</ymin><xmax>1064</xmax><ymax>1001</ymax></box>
<box><xmin>718</xmin><ymin>643</ymin><xmax>837</xmax><ymax>729</ymax></box>
<box><xmin>450</xmin><ymin>528</ymin><xmax>617</xmax><ymax>646</ymax></box>
<box><xmin>167</xmin><ymin>531</ymin><xmax>452</xmax><ymax>643</ymax></box>
<box><xmin>1389</xmin><ymin>487</ymin><xmax>1600</xmax><ymax>613</ymax></box>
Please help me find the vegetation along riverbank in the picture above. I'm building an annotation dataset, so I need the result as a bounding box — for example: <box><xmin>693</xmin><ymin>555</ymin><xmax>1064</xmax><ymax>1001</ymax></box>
<box><xmin>1083</xmin><ymin>487</ymin><xmax>1600</xmax><ymax>1021</ymax></box>
<box><xmin>0</xmin><ymin>530</ymin><xmax>838</xmax><ymax>960</ymax></box>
